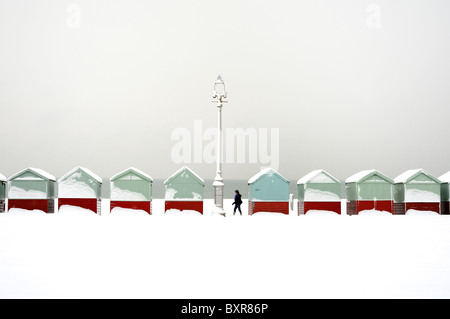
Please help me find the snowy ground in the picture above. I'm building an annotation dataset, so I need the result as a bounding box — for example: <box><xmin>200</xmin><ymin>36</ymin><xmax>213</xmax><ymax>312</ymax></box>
<box><xmin>1</xmin><ymin>199</ymin><xmax>450</xmax><ymax>298</ymax></box>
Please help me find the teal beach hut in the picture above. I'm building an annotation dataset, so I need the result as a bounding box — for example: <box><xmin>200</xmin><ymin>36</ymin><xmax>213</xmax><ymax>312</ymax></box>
<box><xmin>248</xmin><ymin>168</ymin><xmax>290</xmax><ymax>215</ymax></box>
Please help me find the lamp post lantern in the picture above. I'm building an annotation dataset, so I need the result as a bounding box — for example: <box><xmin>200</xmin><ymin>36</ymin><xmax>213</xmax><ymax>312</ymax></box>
<box><xmin>212</xmin><ymin>75</ymin><xmax>227</xmax><ymax>217</ymax></box>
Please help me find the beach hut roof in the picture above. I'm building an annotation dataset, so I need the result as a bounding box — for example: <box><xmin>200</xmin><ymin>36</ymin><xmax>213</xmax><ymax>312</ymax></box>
<box><xmin>9</xmin><ymin>167</ymin><xmax>56</xmax><ymax>182</ymax></box>
<box><xmin>58</xmin><ymin>166</ymin><xmax>102</xmax><ymax>184</ymax></box>
<box><xmin>164</xmin><ymin>166</ymin><xmax>204</xmax><ymax>186</ymax></box>
<box><xmin>110</xmin><ymin>167</ymin><xmax>153</xmax><ymax>182</ymax></box>
<box><xmin>297</xmin><ymin>169</ymin><xmax>340</xmax><ymax>185</ymax></box>
<box><xmin>345</xmin><ymin>169</ymin><xmax>393</xmax><ymax>184</ymax></box>
<box><xmin>248</xmin><ymin>168</ymin><xmax>289</xmax><ymax>185</ymax></box>
<box><xmin>394</xmin><ymin>168</ymin><xmax>440</xmax><ymax>184</ymax></box>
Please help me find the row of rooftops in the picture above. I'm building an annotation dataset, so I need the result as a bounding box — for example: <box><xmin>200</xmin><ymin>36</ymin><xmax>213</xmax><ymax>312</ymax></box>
<box><xmin>0</xmin><ymin>167</ymin><xmax>449</xmax><ymax>185</ymax></box>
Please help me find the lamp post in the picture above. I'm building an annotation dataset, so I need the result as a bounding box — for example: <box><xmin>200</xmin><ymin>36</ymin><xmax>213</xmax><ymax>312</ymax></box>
<box><xmin>212</xmin><ymin>75</ymin><xmax>227</xmax><ymax>217</ymax></box>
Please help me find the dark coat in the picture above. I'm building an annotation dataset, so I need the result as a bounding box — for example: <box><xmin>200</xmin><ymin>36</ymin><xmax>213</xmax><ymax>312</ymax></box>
<box><xmin>233</xmin><ymin>193</ymin><xmax>242</xmax><ymax>205</ymax></box>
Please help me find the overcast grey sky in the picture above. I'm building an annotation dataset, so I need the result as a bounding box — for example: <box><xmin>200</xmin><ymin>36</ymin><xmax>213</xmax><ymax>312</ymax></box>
<box><xmin>1</xmin><ymin>0</ymin><xmax>450</xmax><ymax>181</ymax></box>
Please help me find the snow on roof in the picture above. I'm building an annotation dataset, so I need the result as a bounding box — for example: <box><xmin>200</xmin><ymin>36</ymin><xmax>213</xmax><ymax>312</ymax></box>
<box><xmin>58</xmin><ymin>166</ymin><xmax>102</xmax><ymax>184</ymax></box>
<box><xmin>439</xmin><ymin>171</ymin><xmax>450</xmax><ymax>183</ymax></box>
<box><xmin>345</xmin><ymin>169</ymin><xmax>393</xmax><ymax>184</ymax></box>
<box><xmin>164</xmin><ymin>166</ymin><xmax>204</xmax><ymax>186</ymax></box>
<box><xmin>297</xmin><ymin>169</ymin><xmax>340</xmax><ymax>184</ymax></box>
<box><xmin>0</xmin><ymin>173</ymin><xmax>6</xmax><ymax>182</ymax></box>
<box><xmin>394</xmin><ymin>168</ymin><xmax>440</xmax><ymax>184</ymax></box>
<box><xmin>9</xmin><ymin>167</ymin><xmax>56</xmax><ymax>181</ymax></box>
<box><xmin>248</xmin><ymin>167</ymin><xmax>289</xmax><ymax>184</ymax></box>
<box><xmin>110</xmin><ymin>167</ymin><xmax>153</xmax><ymax>182</ymax></box>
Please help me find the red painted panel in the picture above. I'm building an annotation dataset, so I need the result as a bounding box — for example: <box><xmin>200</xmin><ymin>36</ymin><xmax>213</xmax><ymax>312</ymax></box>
<box><xmin>58</xmin><ymin>198</ymin><xmax>99</xmax><ymax>214</ymax></box>
<box><xmin>251</xmin><ymin>201</ymin><xmax>289</xmax><ymax>215</ymax></box>
<box><xmin>8</xmin><ymin>199</ymin><xmax>53</xmax><ymax>213</ymax></box>
<box><xmin>356</xmin><ymin>200</ymin><xmax>393</xmax><ymax>214</ymax></box>
<box><xmin>303</xmin><ymin>201</ymin><xmax>341</xmax><ymax>215</ymax></box>
<box><xmin>405</xmin><ymin>202</ymin><xmax>440</xmax><ymax>214</ymax></box>
<box><xmin>165</xmin><ymin>201</ymin><xmax>203</xmax><ymax>214</ymax></box>
<box><xmin>110</xmin><ymin>201</ymin><xmax>151</xmax><ymax>214</ymax></box>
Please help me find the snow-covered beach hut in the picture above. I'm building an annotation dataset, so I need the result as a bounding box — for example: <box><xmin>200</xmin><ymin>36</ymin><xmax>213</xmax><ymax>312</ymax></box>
<box><xmin>439</xmin><ymin>171</ymin><xmax>450</xmax><ymax>215</ymax></box>
<box><xmin>0</xmin><ymin>173</ymin><xmax>6</xmax><ymax>213</ymax></box>
<box><xmin>297</xmin><ymin>170</ymin><xmax>341</xmax><ymax>215</ymax></box>
<box><xmin>394</xmin><ymin>169</ymin><xmax>440</xmax><ymax>214</ymax></box>
<box><xmin>8</xmin><ymin>168</ymin><xmax>56</xmax><ymax>213</ymax></box>
<box><xmin>248</xmin><ymin>168</ymin><xmax>290</xmax><ymax>215</ymax></box>
<box><xmin>164</xmin><ymin>166</ymin><xmax>204</xmax><ymax>214</ymax></box>
<box><xmin>58</xmin><ymin>167</ymin><xmax>102</xmax><ymax>214</ymax></box>
<box><xmin>345</xmin><ymin>170</ymin><xmax>394</xmax><ymax>215</ymax></box>
<box><xmin>110</xmin><ymin>167</ymin><xmax>153</xmax><ymax>214</ymax></box>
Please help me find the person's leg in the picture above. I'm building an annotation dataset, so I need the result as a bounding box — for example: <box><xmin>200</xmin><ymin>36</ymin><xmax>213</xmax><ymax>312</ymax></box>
<box><xmin>233</xmin><ymin>205</ymin><xmax>237</xmax><ymax>215</ymax></box>
<box><xmin>238</xmin><ymin>204</ymin><xmax>242</xmax><ymax>215</ymax></box>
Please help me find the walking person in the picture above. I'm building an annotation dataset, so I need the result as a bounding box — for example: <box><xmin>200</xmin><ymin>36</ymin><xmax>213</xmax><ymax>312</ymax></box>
<box><xmin>232</xmin><ymin>190</ymin><xmax>243</xmax><ymax>216</ymax></box>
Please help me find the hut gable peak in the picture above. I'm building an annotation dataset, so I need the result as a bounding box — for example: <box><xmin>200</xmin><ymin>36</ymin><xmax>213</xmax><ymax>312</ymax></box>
<box><xmin>110</xmin><ymin>167</ymin><xmax>153</xmax><ymax>182</ymax></box>
<box><xmin>248</xmin><ymin>167</ymin><xmax>289</xmax><ymax>185</ymax></box>
<box><xmin>164</xmin><ymin>166</ymin><xmax>204</xmax><ymax>186</ymax></box>
<box><xmin>297</xmin><ymin>169</ymin><xmax>339</xmax><ymax>184</ymax></box>
<box><xmin>394</xmin><ymin>169</ymin><xmax>439</xmax><ymax>184</ymax></box>
<box><xmin>346</xmin><ymin>169</ymin><xmax>393</xmax><ymax>184</ymax></box>
<box><xmin>59</xmin><ymin>166</ymin><xmax>102</xmax><ymax>184</ymax></box>
<box><xmin>9</xmin><ymin>167</ymin><xmax>56</xmax><ymax>182</ymax></box>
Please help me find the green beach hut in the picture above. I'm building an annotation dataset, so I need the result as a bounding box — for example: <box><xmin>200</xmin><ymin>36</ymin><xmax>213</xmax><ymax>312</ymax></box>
<box><xmin>8</xmin><ymin>167</ymin><xmax>56</xmax><ymax>213</ymax></box>
<box><xmin>394</xmin><ymin>169</ymin><xmax>441</xmax><ymax>214</ymax></box>
<box><xmin>297</xmin><ymin>169</ymin><xmax>341</xmax><ymax>215</ymax></box>
<box><xmin>58</xmin><ymin>166</ymin><xmax>102</xmax><ymax>214</ymax></box>
<box><xmin>110</xmin><ymin>167</ymin><xmax>153</xmax><ymax>214</ymax></box>
<box><xmin>164</xmin><ymin>166</ymin><xmax>204</xmax><ymax>214</ymax></box>
<box><xmin>345</xmin><ymin>169</ymin><xmax>393</xmax><ymax>215</ymax></box>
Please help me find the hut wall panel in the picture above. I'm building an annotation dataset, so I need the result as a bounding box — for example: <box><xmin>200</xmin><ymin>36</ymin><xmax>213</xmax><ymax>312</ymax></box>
<box><xmin>405</xmin><ymin>202</ymin><xmax>440</xmax><ymax>214</ymax></box>
<box><xmin>249</xmin><ymin>201</ymin><xmax>289</xmax><ymax>215</ymax></box>
<box><xmin>347</xmin><ymin>200</ymin><xmax>393</xmax><ymax>215</ymax></box>
<box><xmin>165</xmin><ymin>200</ymin><xmax>203</xmax><ymax>214</ymax></box>
<box><xmin>110</xmin><ymin>200</ymin><xmax>152</xmax><ymax>214</ymax></box>
<box><xmin>302</xmin><ymin>201</ymin><xmax>341</xmax><ymax>214</ymax></box>
<box><xmin>8</xmin><ymin>199</ymin><xmax>55</xmax><ymax>213</ymax></box>
<box><xmin>58</xmin><ymin>198</ymin><xmax>100</xmax><ymax>214</ymax></box>
<box><xmin>0</xmin><ymin>200</ymin><xmax>4</xmax><ymax>213</ymax></box>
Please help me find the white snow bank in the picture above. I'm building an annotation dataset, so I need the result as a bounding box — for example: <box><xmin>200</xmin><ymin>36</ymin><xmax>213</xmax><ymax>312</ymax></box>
<box><xmin>6</xmin><ymin>208</ymin><xmax>46</xmax><ymax>214</ymax></box>
<box><xmin>304</xmin><ymin>210</ymin><xmax>340</xmax><ymax>216</ymax></box>
<box><xmin>8</xmin><ymin>186</ymin><xmax>47</xmax><ymax>199</ymax></box>
<box><xmin>304</xmin><ymin>188</ymin><xmax>340</xmax><ymax>201</ymax></box>
<box><xmin>405</xmin><ymin>189</ymin><xmax>439</xmax><ymax>202</ymax></box>
<box><xmin>110</xmin><ymin>207</ymin><xmax>150</xmax><ymax>215</ymax></box>
<box><xmin>252</xmin><ymin>212</ymin><xmax>287</xmax><ymax>217</ymax></box>
<box><xmin>110</xmin><ymin>186</ymin><xmax>147</xmax><ymax>201</ymax></box>
<box><xmin>405</xmin><ymin>209</ymin><xmax>440</xmax><ymax>216</ymax></box>
<box><xmin>165</xmin><ymin>209</ymin><xmax>203</xmax><ymax>216</ymax></box>
<box><xmin>58</xmin><ymin>205</ymin><xmax>97</xmax><ymax>215</ymax></box>
<box><xmin>358</xmin><ymin>209</ymin><xmax>392</xmax><ymax>216</ymax></box>
<box><xmin>58</xmin><ymin>180</ymin><xmax>97</xmax><ymax>198</ymax></box>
